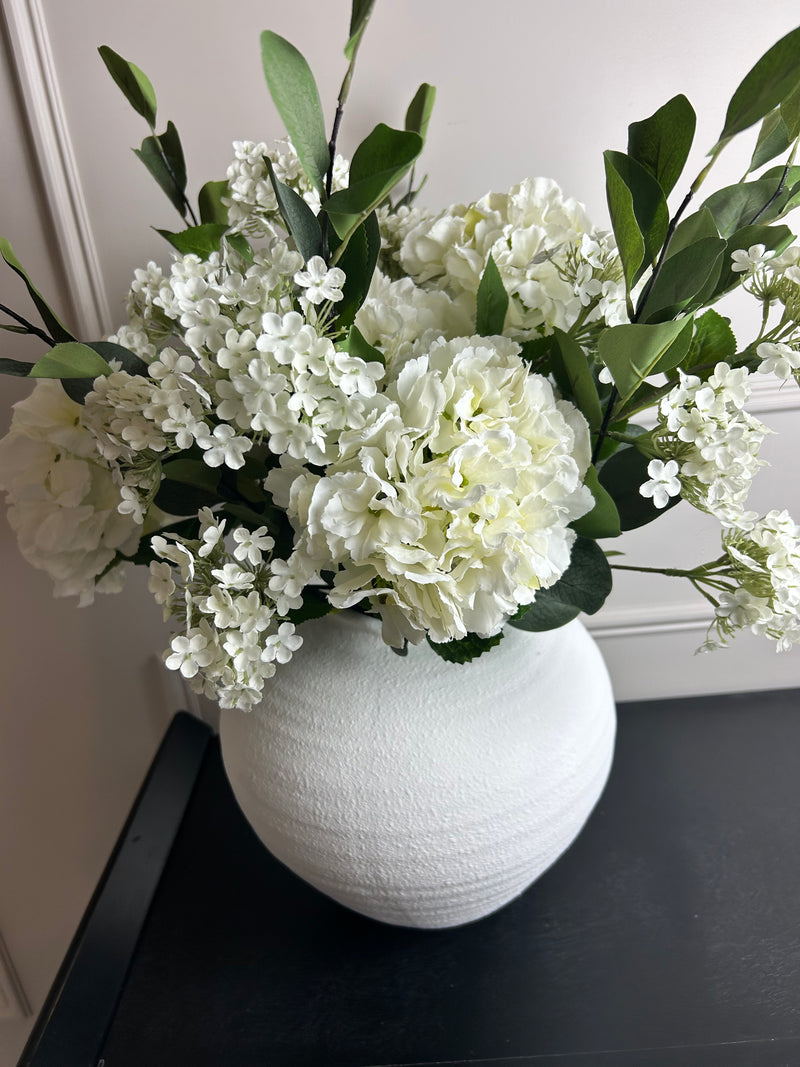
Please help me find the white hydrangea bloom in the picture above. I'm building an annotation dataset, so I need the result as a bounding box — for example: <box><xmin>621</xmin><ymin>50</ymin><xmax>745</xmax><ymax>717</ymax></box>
<box><xmin>0</xmin><ymin>383</ymin><xmax>140</xmax><ymax>604</ymax></box>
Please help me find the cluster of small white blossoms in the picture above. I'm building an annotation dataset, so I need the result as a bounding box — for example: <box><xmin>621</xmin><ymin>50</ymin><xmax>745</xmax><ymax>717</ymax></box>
<box><xmin>390</xmin><ymin>178</ymin><xmax>628</xmax><ymax>339</ymax></box>
<box><xmin>224</xmin><ymin>138</ymin><xmax>349</xmax><ymax>237</ymax></box>
<box><xmin>267</xmin><ymin>334</ymin><xmax>594</xmax><ymax>648</ymax></box>
<box><xmin>732</xmin><ymin>243</ymin><xmax>800</xmax><ymax>383</ymax></box>
<box><xmin>702</xmin><ymin>510</ymin><xmax>800</xmax><ymax>652</ymax></box>
<box><xmin>643</xmin><ymin>363</ymin><xmax>769</xmax><ymax>525</ymax></box>
<box><xmin>149</xmin><ymin>509</ymin><xmax>303</xmax><ymax>710</ymax></box>
<box><xmin>0</xmin><ymin>382</ymin><xmax>140</xmax><ymax>603</ymax></box>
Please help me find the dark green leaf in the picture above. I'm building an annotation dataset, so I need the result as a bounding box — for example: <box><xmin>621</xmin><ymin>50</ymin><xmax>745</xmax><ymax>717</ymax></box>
<box><xmin>637</xmin><ymin>235</ymin><xmax>726</xmax><ymax>323</ymax></box>
<box><xmin>405</xmin><ymin>83</ymin><xmax>436</xmax><ymax>141</ymax></box>
<box><xmin>475</xmin><ymin>254</ymin><xmax>508</xmax><ymax>336</ymax></box>
<box><xmin>517</xmin><ymin>335</ymin><xmax>553</xmax><ymax>370</ymax></box>
<box><xmin>346</xmin><ymin>323</ymin><xmax>385</xmax><ymax>367</ymax></box>
<box><xmin>322</xmin><ymin>124</ymin><xmax>422</xmax><ymax>240</ymax></box>
<box><xmin>260</xmin><ymin>31</ymin><xmax>329</xmax><ymax>192</ymax></box>
<box><xmin>98</xmin><ymin>45</ymin><xmax>157</xmax><ymax>126</ymax></box>
<box><xmin>598</xmin><ymin>444</ymin><xmax>682</xmax><ymax>531</ymax></box>
<box><xmin>287</xmin><ymin>587</ymin><xmax>334</xmax><ymax>625</ymax></box>
<box><xmin>345</xmin><ymin>0</ymin><xmax>377</xmax><ymax>60</ymax></box>
<box><xmin>134</xmin><ymin>121</ymin><xmax>188</xmax><ymax>218</ymax></box>
<box><xmin>427</xmin><ymin>630</ymin><xmax>504</xmax><ymax>664</ymax></box>
<box><xmin>0</xmin><ymin>324</ymin><xmax>29</xmax><ymax>335</ymax></box>
<box><xmin>571</xmin><ymin>465</ymin><xmax>621</xmax><ymax>539</ymax></box>
<box><xmin>749</xmin><ymin>109</ymin><xmax>792</xmax><ymax>173</ymax></box>
<box><xmin>549</xmin><ymin>328</ymin><xmax>602</xmax><ymax>430</ymax></box>
<box><xmin>198</xmin><ymin>180</ymin><xmax>229</xmax><ymax>225</ymax></box>
<box><xmin>161</xmin><ymin>458</ymin><xmax>221</xmax><ymax>493</ymax></box>
<box><xmin>30</xmin><ymin>341</ymin><xmax>111</xmax><ymax>380</ymax></box>
<box><xmin>0</xmin><ymin>237</ymin><xmax>74</xmax><ymax>342</ymax></box>
<box><xmin>510</xmin><ymin>537</ymin><xmax>612</xmax><ymax>632</ymax></box>
<box><xmin>154</xmin><ymin>479</ymin><xmax>217</xmax><ymax>516</ymax></box>
<box><xmin>0</xmin><ymin>357</ymin><xmax>33</xmax><ymax>376</ymax></box>
<box><xmin>604</xmin><ymin>151</ymin><xmax>669</xmax><ymax>287</ymax></box>
<box><xmin>701</xmin><ymin>173</ymin><xmax>800</xmax><ymax>236</ymax></box>
<box><xmin>264</xmin><ymin>158</ymin><xmax>323</xmax><ymax>262</ymax></box>
<box><xmin>716</xmin><ymin>25</ymin><xmax>800</xmax><ymax>148</ymax></box>
<box><xmin>157</xmin><ymin>223</ymin><xmax>228</xmax><ymax>258</ymax></box>
<box><xmin>597</xmin><ymin>317</ymin><xmax>694</xmax><ymax>407</ymax></box>
<box><xmin>780</xmin><ymin>82</ymin><xmax>800</xmax><ymax>139</ymax></box>
<box><xmin>627</xmin><ymin>93</ymin><xmax>696</xmax><ymax>198</ymax></box>
<box><xmin>332</xmin><ymin>211</ymin><xmax>381</xmax><ymax>329</ymax></box>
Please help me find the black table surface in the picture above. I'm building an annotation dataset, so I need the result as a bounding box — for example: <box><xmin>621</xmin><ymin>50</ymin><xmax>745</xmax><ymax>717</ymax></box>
<box><xmin>19</xmin><ymin>688</ymin><xmax>800</xmax><ymax>1067</ymax></box>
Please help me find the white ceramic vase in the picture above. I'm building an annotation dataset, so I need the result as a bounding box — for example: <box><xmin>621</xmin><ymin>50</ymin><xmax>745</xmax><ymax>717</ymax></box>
<box><xmin>219</xmin><ymin>611</ymin><xmax>616</xmax><ymax>929</ymax></box>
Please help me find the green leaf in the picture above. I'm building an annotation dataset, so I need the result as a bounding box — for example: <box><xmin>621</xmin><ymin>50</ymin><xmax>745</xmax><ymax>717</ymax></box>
<box><xmin>549</xmin><ymin>328</ymin><xmax>602</xmax><ymax>431</ymax></box>
<box><xmin>0</xmin><ymin>357</ymin><xmax>33</xmax><ymax>376</ymax></box>
<box><xmin>748</xmin><ymin>109</ymin><xmax>792</xmax><ymax>173</ymax></box>
<box><xmin>701</xmin><ymin>173</ymin><xmax>800</xmax><ymax>237</ymax></box>
<box><xmin>604</xmin><ymin>151</ymin><xmax>669</xmax><ymax>287</ymax></box>
<box><xmin>154</xmin><ymin>479</ymin><xmax>217</xmax><ymax>516</ymax></box>
<box><xmin>427</xmin><ymin>630</ymin><xmax>504</xmax><ymax>664</ymax></box>
<box><xmin>405</xmin><ymin>83</ymin><xmax>436</xmax><ymax>141</ymax></box>
<box><xmin>332</xmin><ymin>211</ymin><xmax>381</xmax><ymax>329</ymax></box>
<box><xmin>30</xmin><ymin>341</ymin><xmax>111</xmax><ymax>381</ymax></box>
<box><xmin>61</xmin><ymin>340</ymin><xmax>148</xmax><ymax>403</ymax></box>
<box><xmin>627</xmin><ymin>93</ymin><xmax>696</xmax><ymax>198</ymax></box>
<box><xmin>598</xmin><ymin>444</ymin><xmax>682</xmax><ymax>531</ymax></box>
<box><xmin>597</xmin><ymin>317</ymin><xmax>694</xmax><ymax>407</ymax></box>
<box><xmin>198</xmin><ymin>180</ymin><xmax>229</xmax><ymax>225</ymax></box>
<box><xmin>665</xmin><ymin>205</ymin><xmax>720</xmax><ymax>259</ymax></box>
<box><xmin>322</xmin><ymin>124</ymin><xmax>422</xmax><ymax>240</ymax></box>
<box><xmin>517</xmin><ymin>335</ymin><xmax>553</xmax><ymax>370</ymax></box>
<box><xmin>263</xmin><ymin>158</ymin><xmax>323</xmax><ymax>262</ymax></box>
<box><xmin>260</xmin><ymin>31</ymin><xmax>329</xmax><ymax>193</ymax></box>
<box><xmin>571</xmin><ymin>465</ymin><xmax>621</xmax><ymax>539</ymax></box>
<box><xmin>287</xmin><ymin>588</ymin><xmax>334</xmax><ymax>626</ymax></box>
<box><xmin>510</xmin><ymin>537</ymin><xmax>612</xmax><ymax>632</ymax></box>
<box><xmin>134</xmin><ymin>121</ymin><xmax>187</xmax><ymax>218</ymax></box>
<box><xmin>161</xmin><ymin>458</ymin><xmax>221</xmax><ymax>494</ymax></box>
<box><xmin>685</xmin><ymin>309</ymin><xmax>737</xmax><ymax>371</ymax></box>
<box><xmin>345</xmin><ymin>0</ymin><xmax>377</xmax><ymax>60</ymax></box>
<box><xmin>346</xmin><ymin>323</ymin><xmax>385</xmax><ymax>367</ymax></box>
<box><xmin>716</xmin><ymin>25</ymin><xmax>800</xmax><ymax>149</ymax></box>
<box><xmin>475</xmin><ymin>254</ymin><xmax>508</xmax><ymax>336</ymax></box>
<box><xmin>0</xmin><ymin>237</ymin><xmax>74</xmax><ymax>342</ymax></box>
<box><xmin>780</xmin><ymin>82</ymin><xmax>800</xmax><ymax>140</ymax></box>
<box><xmin>157</xmin><ymin>223</ymin><xmax>227</xmax><ymax>258</ymax></box>
<box><xmin>637</xmin><ymin>235</ymin><xmax>726</xmax><ymax>323</ymax></box>
<box><xmin>98</xmin><ymin>45</ymin><xmax>157</xmax><ymax>127</ymax></box>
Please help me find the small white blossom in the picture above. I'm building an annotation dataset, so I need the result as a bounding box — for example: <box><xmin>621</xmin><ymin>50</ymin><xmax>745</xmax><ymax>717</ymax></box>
<box><xmin>639</xmin><ymin>459</ymin><xmax>681</xmax><ymax>509</ymax></box>
<box><xmin>756</xmin><ymin>341</ymin><xmax>800</xmax><ymax>381</ymax></box>
<box><xmin>197</xmin><ymin>423</ymin><xmax>253</xmax><ymax>469</ymax></box>
<box><xmin>294</xmin><ymin>256</ymin><xmax>346</xmax><ymax>304</ymax></box>
<box><xmin>232</xmin><ymin>525</ymin><xmax>275</xmax><ymax>565</ymax></box>
<box><xmin>730</xmin><ymin>244</ymin><xmax>772</xmax><ymax>274</ymax></box>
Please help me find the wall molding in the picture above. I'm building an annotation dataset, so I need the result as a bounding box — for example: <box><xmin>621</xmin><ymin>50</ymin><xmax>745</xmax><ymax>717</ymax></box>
<box><xmin>587</xmin><ymin>601</ymin><xmax>711</xmax><ymax>640</ymax></box>
<box><xmin>2</xmin><ymin>0</ymin><xmax>111</xmax><ymax>338</ymax></box>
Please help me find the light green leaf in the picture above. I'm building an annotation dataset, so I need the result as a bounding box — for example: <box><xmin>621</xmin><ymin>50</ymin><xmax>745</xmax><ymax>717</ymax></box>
<box><xmin>157</xmin><ymin>223</ymin><xmax>228</xmax><ymax>258</ymax></box>
<box><xmin>748</xmin><ymin>109</ymin><xmax>792</xmax><ymax>173</ymax></box>
<box><xmin>627</xmin><ymin>94</ymin><xmax>696</xmax><ymax>198</ymax></box>
<box><xmin>30</xmin><ymin>341</ymin><xmax>111</xmax><ymax>381</ymax></box>
<box><xmin>549</xmin><ymin>328</ymin><xmax>602</xmax><ymax>431</ymax></box>
<box><xmin>701</xmin><ymin>173</ymin><xmax>800</xmax><ymax>237</ymax></box>
<box><xmin>598</xmin><ymin>317</ymin><xmax>694</xmax><ymax>407</ymax></box>
<box><xmin>0</xmin><ymin>237</ymin><xmax>74</xmax><ymax>342</ymax></box>
<box><xmin>405</xmin><ymin>83</ymin><xmax>436</xmax><ymax>141</ymax></box>
<box><xmin>716</xmin><ymin>25</ymin><xmax>800</xmax><ymax>149</ymax></box>
<box><xmin>198</xmin><ymin>180</ymin><xmax>229</xmax><ymax>225</ymax></box>
<box><xmin>322</xmin><ymin>124</ymin><xmax>422</xmax><ymax>240</ymax></box>
<box><xmin>685</xmin><ymin>309</ymin><xmax>737</xmax><ymax>371</ymax></box>
<box><xmin>509</xmin><ymin>537</ymin><xmax>612</xmax><ymax>632</ymax></box>
<box><xmin>346</xmin><ymin>323</ymin><xmax>385</xmax><ymax>367</ymax></box>
<box><xmin>571</xmin><ymin>465</ymin><xmax>621</xmax><ymax>539</ymax></box>
<box><xmin>260</xmin><ymin>31</ymin><xmax>329</xmax><ymax>193</ymax></box>
<box><xmin>59</xmin><ymin>340</ymin><xmax>149</xmax><ymax>403</ymax></box>
<box><xmin>665</xmin><ymin>206</ymin><xmax>720</xmax><ymax>259</ymax></box>
<box><xmin>98</xmin><ymin>45</ymin><xmax>157</xmax><ymax>127</ymax></box>
<box><xmin>475</xmin><ymin>254</ymin><xmax>508</xmax><ymax>336</ymax></box>
<box><xmin>263</xmin><ymin>158</ymin><xmax>323</xmax><ymax>262</ymax></box>
<box><xmin>345</xmin><ymin>0</ymin><xmax>377</xmax><ymax>60</ymax></box>
<box><xmin>133</xmin><ymin>121</ymin><xmax>187</xmax><ymax>218</ymax></box>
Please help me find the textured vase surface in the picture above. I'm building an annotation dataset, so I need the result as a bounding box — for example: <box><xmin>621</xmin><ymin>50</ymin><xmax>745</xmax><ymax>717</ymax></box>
<box><xmin>219</xmin><ymin>611</ymin><xmax>616</xmax><ymax>929</ymax></box>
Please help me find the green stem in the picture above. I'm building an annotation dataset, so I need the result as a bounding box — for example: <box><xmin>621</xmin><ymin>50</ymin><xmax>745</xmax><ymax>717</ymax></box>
<box><xmin>0</xmin><ymin>302</ymin><xmax>55</xmax><ymax>346</ymax></box>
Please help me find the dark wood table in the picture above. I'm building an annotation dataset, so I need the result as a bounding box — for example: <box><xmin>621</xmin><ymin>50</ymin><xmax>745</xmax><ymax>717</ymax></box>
<box><xmin>18</xmin><ymin>688</ymin><xmax>800</xmax><ymax>1066</ymax></box>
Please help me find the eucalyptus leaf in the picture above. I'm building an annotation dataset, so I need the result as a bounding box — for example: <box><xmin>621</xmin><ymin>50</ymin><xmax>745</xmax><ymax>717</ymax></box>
<box><xmin>627</xmin><ymin>93</ymin><xmax>696</xmax><ymax>198</ymax></box>
<box><xmin>598</xmin><ymin>444</ymin><xmax>682</xmax><ymax>531</ymax></box>
<box><xmin>509</xmin><ymin>537</ymin><xmax>612</xmax><ymax>632</ymax></box>
<box><xmin>345</xmin><ymin>0</ymin><xmax>377</xmax><ymax>60</ymax></box>
<box><xmin>0</xmin><ymin>237</ymin><xmax>74</xmax><ymax>343</ymax></box>
<box><xmin>260</xmin><ymin>31</ymin><xmax>329</xmax><ymax>192</ymax></box>
<box><xmin>322</xmin><ymin>125</ymin><xmax>422</xmax><ymax>240</ymax></box>
<box><xmin>475</xmin><ymin>254</ymin><xmax>508</xmax><ymax>336</ymax></box>
<box><xmin>157</xmin><ymin>223</ymin><xmax>228</xmax><ymax>258</ymax></box>
<box><xmin>550</xmin><ymin>328</ymin><xmax>602</xmax><ymax>431</ymax></box>
<box><xmin>264</xmin><ymin>158</ymin><xmax>323</xmax><ymax>262</ymax></box>
<box><xmin>571</xmin><ymin>465</ymin><xmax>621</xmax><ymax>539</ymax></box>
<box><xmin>198</xmin><ymin>180</ymin><xmax>229</xmax><ymax>225</ymax></box>
<box><xmin>30</xmin><ymin>341</ymin><xmax>111</xmax><ymax>380</ymax></box>
<box><xmin>134</xmin><ymin>121</ymin><xmax>188</xmax><ymax>218</ymax></box>
<box><xmin>427</xmin><ymin>630</ymin><xmax>504</xmax><ymax>664</ymax></box>
<box><xmin>98</xmin><ymin>45</ymin><xmax>157</xmax><ymax>126</ymax></box>
<box><xmin>716</xmin><ymin>25</ymin><xmax>800</xmax><ymax>149</ymax></box>
<box><xmin>597</xmin><ymin>317</ymin><xmax>694</xmax><ymax>407</ymax></box>
<box><xmin>332</xmin><ymin>211</ymin><xmax>381</xmax><ymax>329</ymax></box>
<box><xmin>604</xmin><ymin>151</ymin><xmax>669</xmax><ymax>286</ymax></box>
<box><xmin>405</xmin><ymin>83</ymin><xmax>436</xmax><ymax>141</ymax></box>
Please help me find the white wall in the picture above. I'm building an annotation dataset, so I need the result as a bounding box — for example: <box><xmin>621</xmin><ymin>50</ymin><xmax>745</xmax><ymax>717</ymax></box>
<box><xmin>1</xmin><ymin>1</ymin><xmax>799</xmax><ymax>1061</ymax></box>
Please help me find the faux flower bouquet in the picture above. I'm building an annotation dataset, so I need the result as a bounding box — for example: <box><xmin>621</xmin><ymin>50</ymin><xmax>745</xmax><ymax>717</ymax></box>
<box><xmin>1</xmin><ymin>4</ymin><xmax>800</xmax><ymax>710</ymax></box>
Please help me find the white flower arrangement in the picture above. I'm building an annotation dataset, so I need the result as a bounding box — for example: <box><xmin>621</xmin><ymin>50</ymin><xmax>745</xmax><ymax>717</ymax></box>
<box><xmin>1</xmin><ymin>4</ymin><xmax>800</xmax><ymax>709</ymax></box>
